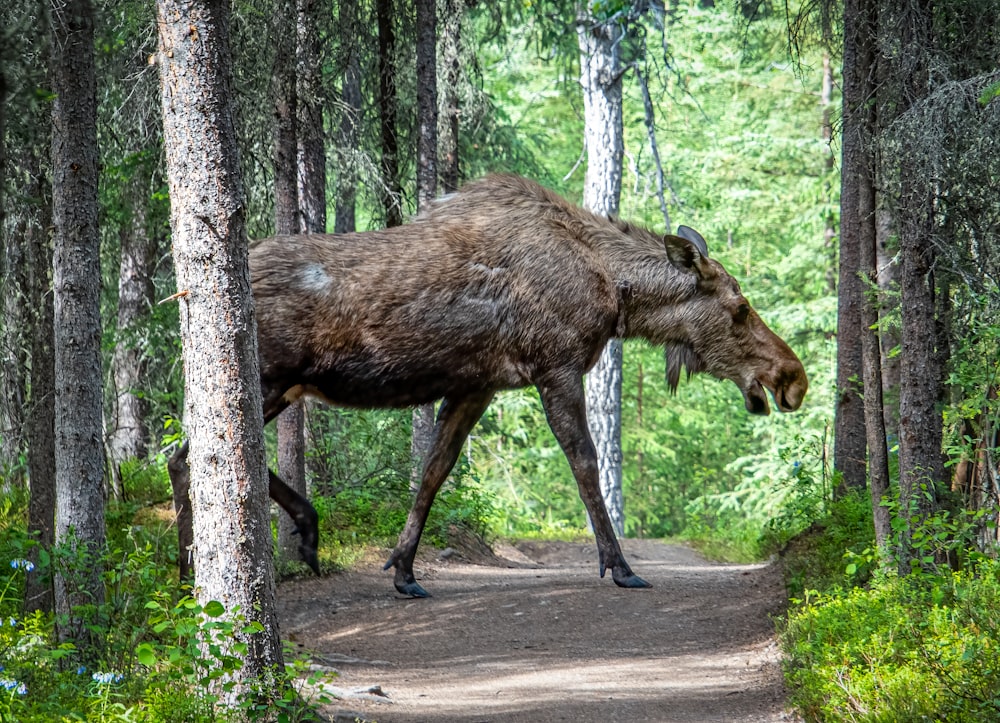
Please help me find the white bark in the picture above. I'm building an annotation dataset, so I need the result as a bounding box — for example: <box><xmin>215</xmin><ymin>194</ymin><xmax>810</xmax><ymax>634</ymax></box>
<box><xmin>578</xmin><ymin>9</ymin><xmax>626</xmax><ymax>536</ymax></box>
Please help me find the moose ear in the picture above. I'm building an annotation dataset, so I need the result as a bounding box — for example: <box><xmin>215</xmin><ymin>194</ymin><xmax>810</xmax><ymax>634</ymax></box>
<box><xmin>677</xmin><ymin>225</ymin><xmax>709</xmax><ymax>257</ymax></box>
<box><xmin>663</xmin><ymin>226</ymin><xmax>710</xmax><ymax>278</ymax></box>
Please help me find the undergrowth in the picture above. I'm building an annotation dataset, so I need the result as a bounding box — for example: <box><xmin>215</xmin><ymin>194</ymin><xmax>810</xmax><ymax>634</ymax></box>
<box><xmin>778</xmin><ymin>491</ymin><xmax>1000</xmax><ymax>722</ymax></box>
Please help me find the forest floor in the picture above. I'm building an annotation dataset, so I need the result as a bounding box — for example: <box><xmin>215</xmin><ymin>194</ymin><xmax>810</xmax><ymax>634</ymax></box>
<box><xmin>276</xmin><ymin>536</ymin><xmax>802</xmax><ymax>723</ymax></box>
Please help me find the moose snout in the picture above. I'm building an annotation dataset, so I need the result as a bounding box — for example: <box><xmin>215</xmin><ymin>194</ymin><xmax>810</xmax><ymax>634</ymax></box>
<box><xmin>774</xmin><ymin>366</ymin><xmax>808</xmax><ymax>413</ymax></box>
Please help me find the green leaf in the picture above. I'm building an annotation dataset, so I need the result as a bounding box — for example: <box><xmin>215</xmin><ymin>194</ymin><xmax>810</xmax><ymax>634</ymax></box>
<box><xmin>137</xmin><ymin>643</ymin><xmax>157</xmax><ymax>667</ymax></box>
<box><xmin>204</xmin><ymin>600</ymin><xmax>226</xmax><ymax>617</ymax></box>
<box><xmin>978</xmin><ymin>81</ymin><xmax>1000</xmax><ymax>107</ymax></box>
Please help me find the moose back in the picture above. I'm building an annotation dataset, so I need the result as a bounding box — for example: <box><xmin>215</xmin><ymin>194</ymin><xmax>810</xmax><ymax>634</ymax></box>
<box><xmin>168</xmin><ymin>174</ymin><xmax>808</xmax><ymax>596</ymax></box>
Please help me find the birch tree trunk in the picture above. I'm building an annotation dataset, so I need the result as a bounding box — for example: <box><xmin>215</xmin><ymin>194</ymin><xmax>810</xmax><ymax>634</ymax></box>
<box><xmin>156</xmin><ymin>0</ymin><xmax>283</xmax><ymax>699</ymax></box>
<box><xmin>50</xmin><ymin>0</ymin><xmax>106</xmax><ymax>638</ymax></box>
<box><xmin>578</xmin><ymin>8</ymin><xmax>625</xmax><ymax>536</ymax></box>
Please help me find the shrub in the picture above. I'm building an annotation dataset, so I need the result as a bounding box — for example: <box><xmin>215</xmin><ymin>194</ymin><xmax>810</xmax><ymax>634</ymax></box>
<box><xmin>781</xmin><ymin>550</ymin><xmax>1000</xmax><ymax>721</ymax></box>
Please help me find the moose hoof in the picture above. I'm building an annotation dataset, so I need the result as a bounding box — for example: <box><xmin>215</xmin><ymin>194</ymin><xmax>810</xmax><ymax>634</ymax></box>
<box><xmin>394</xmin><ymin>579</ymin><xmax>431</xmax><ymax>598</ymax></box>
<box><xmin>299</xmin><ymin>545</ymin><xmax>320</xmax><ymax>575</ymax></box>
<box><xmin>613</xmin><ymin>570</ymin><xmax>651</xmax><ymax>589</ymax></box>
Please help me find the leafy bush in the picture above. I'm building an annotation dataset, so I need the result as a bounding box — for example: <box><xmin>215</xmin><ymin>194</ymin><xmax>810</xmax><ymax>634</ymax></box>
<box><xmin>782</xmin><ymin>562</ymin><xmax>1000</xmax><ymax>722</ymax></box>
<box><xmin>313</xmin><ymin>454</ymin><xmax>500</xmax><ymax>567</ymax></box>
<box><xmin>0</xmin><ymin>518</ymin><xmax>332</xmax><ymax>722</ymax></box>
<box><xmin>779</xmin><ymin>489</ymin><xmax>875</xmax><ymax>599</ymax></box>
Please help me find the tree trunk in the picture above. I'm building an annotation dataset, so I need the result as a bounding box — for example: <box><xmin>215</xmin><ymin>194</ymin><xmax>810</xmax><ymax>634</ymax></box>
<box><xmin>0</xmin><ymin>73</ymin><xmax>10</xmax><ymax>478</ymax></box>
<box><xmin>853</xmin><ymin>0</ymin><xmax>891</xmax><ymax>554</ymax></box>
<box><xmin>50</xmin><ymin>0</ymin><xmax>106</xmax><ymax>641</ymax></box>
<box><xmin>833</xmin><ymin>0</ymin><xmax>868</xmax><ymax>496</ymax></box>
<box><xmin>272</xmin><ymin>0</ymin><xmax>307</xmax><ymax>568</ymax></box>
<box><xmin>334</xmin><ymin>0</ymin><xmax>361</xmax><ymax>234</ymax></box>
<box><xmin>438</xmin><ymin>0</ymin><xmax>462</xmax><ymax>193</ymax></box>
<box><xmin>25</xmin><ymin>168</ymin><xmax>55</xmax><ymax>615</ymax></box>
<box><xmin>157</xmin><ymin>0</ymin><xmax>284</xmax><ymax>699</ymax></box>
<box><xmin>876</xmin><ymin>207</ymin><xmax>900</xmax><ymax>441</ymax></box>
<box><xmin>894</xmin><ymin>0</ymin><xmax>943</xmax><ymax>575</ymax></box>
<box><xmin>297</xmin><ymin>0</ymin><xmax>326</xmax><ymax>236</ymax></box>
<box><xmin>108</xmin><ymin>171</ymin><xmax>157</xmax><ymax>491</ymax></box>
<box><xmin>296</xmin><ymin>0</ymin><xmax>327</xmax><ymax>494</ymax></box>
<box><xmin>411</xmin><ymin>0</ymin><xmax>439</xmax><ymax>488</ymax></box>
<box><xmin>821</xmin><ymin>53</ymin><xmax>837</xmax><ymax>296</ymax></box>
<box><xmin>0</xmin><ymin>70</ymin><xmax>28</xmax><ymax>480</ymax></box>
<box><xmin>578</xmin><ymin>9</ymin><xmax>626</xmax><ymax>536</ymax></box>
<box><xmin>376</xmin><ymin>0</ymin><xmax>403</xmax><ymax>228</ymax></box>
<box><xmin>0</xmin><ymin>220</ymin><xmax>28</xmax><ymax>485</ymax></box>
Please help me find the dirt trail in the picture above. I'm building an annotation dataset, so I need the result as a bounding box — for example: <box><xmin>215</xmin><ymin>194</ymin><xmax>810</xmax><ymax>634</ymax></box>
<box><xmin>276</xmin><ymin>539</ymin><xmax>798</xmax><ymax>723</ymax></box>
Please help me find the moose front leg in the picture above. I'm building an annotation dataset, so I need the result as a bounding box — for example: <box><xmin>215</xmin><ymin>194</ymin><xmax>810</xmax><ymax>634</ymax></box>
<box><xmin>384</xmin><ymin>391</ymin><xmax>494</xmax><ymax>597</ymax></box>
<box><xmin>537</xmin><ymin>372</ymin><xmax>650</xmax><ymax>589</ymax></box>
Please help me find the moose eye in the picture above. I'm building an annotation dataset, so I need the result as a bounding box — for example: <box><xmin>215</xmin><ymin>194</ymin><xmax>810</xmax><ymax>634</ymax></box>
<box><xmin>735</xmin><ymin>302</ymin><xmax>750</xmax><ymax>324</ymax></box>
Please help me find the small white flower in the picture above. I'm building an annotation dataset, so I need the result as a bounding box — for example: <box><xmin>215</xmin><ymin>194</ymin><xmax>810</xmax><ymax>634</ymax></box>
<box><xmin>91</xmin><ymin>671</ymin><xmax>124</xmax><ymax>685</ymax></box>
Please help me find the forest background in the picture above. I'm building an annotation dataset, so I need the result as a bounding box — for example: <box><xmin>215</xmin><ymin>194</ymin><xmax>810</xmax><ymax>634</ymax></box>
<box><xmin>0</xmin><ymin>0</ymin><xmax>998</xmax><ymax>720</ymax></box>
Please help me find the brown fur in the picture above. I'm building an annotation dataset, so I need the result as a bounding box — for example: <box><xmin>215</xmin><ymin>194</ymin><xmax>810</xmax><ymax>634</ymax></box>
<box><xmin>170</xmin><ymin>174</ymin><xmax>808</xmax><ymax>593</ymax></box>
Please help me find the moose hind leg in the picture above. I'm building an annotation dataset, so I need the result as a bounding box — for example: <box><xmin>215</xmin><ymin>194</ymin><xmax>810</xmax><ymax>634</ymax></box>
<box><xmin>536</xmin><ymin>374</ymin><xmax>650</xmax><ymax>589</ymax></box>
<box><xmin>168</xmin><ymin>441</ymin><xmax>194</xmax><ymax>583</ymax></box>
<box><xmin>384</xmin><ymin>391</ymin><xmax>494</xmax><ymax>597</ymax></box>
<box><xmin>268</xmin><ymin>469</ymin><xmax>320</xmax><ymax>574</ymax></box>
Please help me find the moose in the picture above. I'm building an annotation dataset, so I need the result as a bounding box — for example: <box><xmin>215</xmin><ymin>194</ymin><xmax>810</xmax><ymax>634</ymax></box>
<box><xmin>168</xmin><ymin>174</ymin><xmax>808</xmax><ymax>597</ymax></box>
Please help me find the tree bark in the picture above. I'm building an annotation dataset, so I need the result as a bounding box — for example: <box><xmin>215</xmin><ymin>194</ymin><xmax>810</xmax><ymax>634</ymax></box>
<box><xmin>0</xmin><ymin>72</ymin><xmax>28</xmax><ymax>480</ymax></box>
<box><xmin>334</xmin><ymin>0</ymin><xmax>360</xmax><ymax>234</ymax></box>
<box><xmin>108</xmin><ymin>171</ymin><xmax>157</xmax><ymax>491</ymax></box>
<box><xmin>297</xmin><ymin>0</ymin><xmax>326</xmax><ymax>236</ymax></box>
<box><xmin>853</xmin><ymin>0</ymin><xmax>891</xmax><ymax>554</ymax></box>
<box><xmin>411</xmin><ymin>0</ymin><xmax>439</xmax><ymax>488</ymax></box>
<box><xmin>272</xmin><ymin>0</ymin><xmax>307</xmax><ymax>568</ymax></box>
<box><xmin>157</xmin><ymin>0</ymin><xmax>284</xmax><ymax>699</ymax></box>
<box><xmin>438</xmin><ymin>0</ymin><xmax>462</xmax><ymax>193</ymax></box>
<box><xmin>0</xmin><ymin>219</ymin><xmax>28</xmax><ymax>485</ymax></box>
<box><xmin>578</xmin><ymin>8</ymin><xmax>626</xmax><ymax>536</ymax></box>
<box><xmin>25</xmin><ymin>167</ymin><xmax>55</xmax><ymax>615</ymax></box>
<box><xmin>893</xmin><ymin>0</ymin><xmax>943</xmax><ymax>574</ymax></box>
<box><xmin>376</xmin><ymin>0</ymin><xmax>403</xmax><ymax>228</ymax></box>
<box><xmin>833</xmin><ymin>0</ymin><xmax>868</xmax><ymax>495</ymax></box>
<box><xmin>50</xmin><ymin>0</ymin><xmax>106</xmax><ymax>640</ymax></box>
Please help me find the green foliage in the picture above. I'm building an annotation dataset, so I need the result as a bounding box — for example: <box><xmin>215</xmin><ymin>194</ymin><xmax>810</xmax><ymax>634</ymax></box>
<box><xmin>301</xmin><ymin>406</ymin><xmax>500</xmax><ymax>565</ymax></box>
<box><xmin>779</xmin><ymin>489</ymin><xmax>1000</xmax><ymax>722</ymax></box>
<box><xmin>0</xmin><ymin>508</ymin><xmax>330</xmax><ymax>722</ymax></box>
<box><xmin>782</xmin><ymin>561</ymin><xmax>1000</xmax><ymax>722</ymax></box>
<box><xmin>779</xmin><ymin>490</ymin><xmax>876</xmax><ymax>600</ymax></box>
